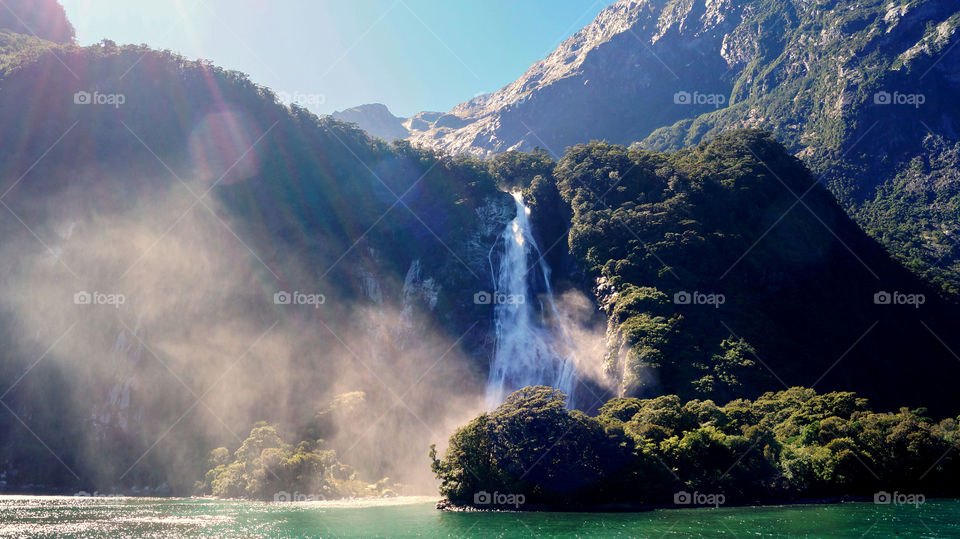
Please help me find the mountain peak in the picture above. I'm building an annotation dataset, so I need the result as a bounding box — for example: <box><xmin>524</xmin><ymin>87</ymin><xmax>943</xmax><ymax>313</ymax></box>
<box><xmin>330</xmin><ymin>103</ymin><xmax>409</xmax><ymax>141</ymax></box>
<box><xmin>405</xmin><ymin>0</ymin><xmax>729</xmax><ymax>156</ymax></box>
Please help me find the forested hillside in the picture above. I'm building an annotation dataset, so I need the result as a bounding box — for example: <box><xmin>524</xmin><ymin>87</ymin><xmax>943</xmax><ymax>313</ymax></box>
<box><xmin>505</xmin><ymin>131</ymin><xmax>960</xmax><ymax>415</ymax></box>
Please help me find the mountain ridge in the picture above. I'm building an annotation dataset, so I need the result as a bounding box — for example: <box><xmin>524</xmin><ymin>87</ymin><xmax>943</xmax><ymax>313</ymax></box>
<box><xmin>394</xmin><ymin>0</ymin><xmax>960</xmax><ymax>201</ymax></box>
<box><xmin>330</xmin><ymin>103</ymin><xmax>409</xmax><ymax>141</ymax></box>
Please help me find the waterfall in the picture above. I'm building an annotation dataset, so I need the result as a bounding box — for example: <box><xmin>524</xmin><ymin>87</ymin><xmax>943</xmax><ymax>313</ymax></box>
<box><xmin>485</xmin><ymin>192</ymin><xmax>578</xmax><ymax>408</ymax></box>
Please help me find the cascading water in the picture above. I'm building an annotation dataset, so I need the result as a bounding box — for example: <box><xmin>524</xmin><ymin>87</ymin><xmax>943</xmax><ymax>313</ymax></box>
<box><xmin>485</xmin><ymin>192</ymin><xmax>578</xmax><ymax>408</ymax></box>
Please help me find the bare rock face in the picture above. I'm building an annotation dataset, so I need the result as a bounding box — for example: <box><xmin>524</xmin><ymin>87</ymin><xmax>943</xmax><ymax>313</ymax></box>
<box><xmin>331</xmin><ymin>103</ymin><xmax>410</xmax><ymax>141</ymax></box>
<box><xmin>404</xmin><ymin>111</ymin><xmax>444</xmax><ymax>132</ymax></box>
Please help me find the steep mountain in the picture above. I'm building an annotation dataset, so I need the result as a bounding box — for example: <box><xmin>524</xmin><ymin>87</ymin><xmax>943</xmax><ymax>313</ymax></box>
<box><xmin>331</xmin><ymin>103</ymin><xmax>410</xmax><ymax>141</ymax></box>
<box><xmin>409</xmin><ymin>0</ymin><xmax>960</xmax><ymax>199</ymax></box>
<box><xmin>407</xmin><ymin>0</ymin><xmax>688</xmax><ymax>155</ymax></box>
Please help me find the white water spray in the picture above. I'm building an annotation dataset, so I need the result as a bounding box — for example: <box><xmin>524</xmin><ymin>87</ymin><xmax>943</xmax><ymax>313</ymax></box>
<box><xmin>485</xmin><ymin>192</ymin><xmax>578</xmax><ymax>408</ymax></box>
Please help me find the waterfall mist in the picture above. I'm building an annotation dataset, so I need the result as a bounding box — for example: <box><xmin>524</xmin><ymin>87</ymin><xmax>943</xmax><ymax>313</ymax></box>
<box><xmin>0</xmin><ymin>162</ymin><xmax>488</xmax><ymax>494</ymax></box>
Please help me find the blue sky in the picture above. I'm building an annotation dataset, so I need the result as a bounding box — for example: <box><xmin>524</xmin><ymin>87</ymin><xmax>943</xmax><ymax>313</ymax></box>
<box><xmin>59</xmin><ymin>0</ymin><xmax>609</xmax><ymax>117</ymax></box>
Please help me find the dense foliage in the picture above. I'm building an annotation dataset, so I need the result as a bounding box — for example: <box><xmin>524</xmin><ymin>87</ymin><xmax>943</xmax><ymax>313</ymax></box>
<box><xmin>197</xmin><ymin>423</ymin><xmax>397</xmax><ymax>501</ymax></box>
<box><xmin>549</xmin><ymin>132</ymin><xmax>960</xmax><ymax>414</ymax></box>
<box><xmin>857</xmin><ymin>135</ymin><xmax>960</xmax><ymax>296</ymax></box>
<box><xmin>432</xmin><ymin>386</ymin><xmax>960</xmax><ymax>509</ymax></box>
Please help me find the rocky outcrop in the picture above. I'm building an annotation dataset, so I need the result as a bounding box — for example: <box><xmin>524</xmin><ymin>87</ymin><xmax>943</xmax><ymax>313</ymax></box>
<box><xmin>404</xmin><ymin>111</ymin><xmax>444</xmax><ymax>132</ymax></box>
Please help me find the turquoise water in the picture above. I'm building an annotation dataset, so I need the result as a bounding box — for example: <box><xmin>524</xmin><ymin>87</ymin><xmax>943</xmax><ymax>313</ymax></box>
<box><xmin>0</xmin><ymin>495</ymin><xmax>956</xmax><ymax>537</ymax></box>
